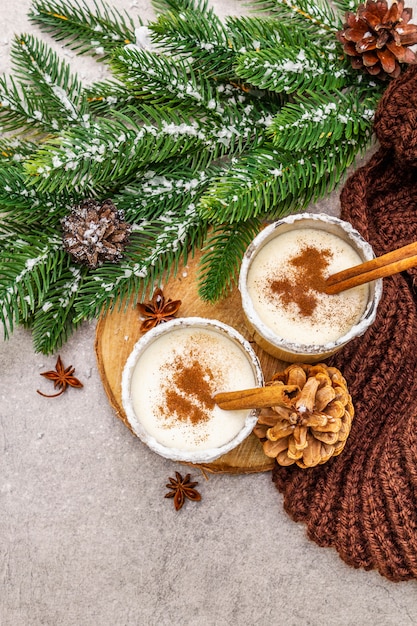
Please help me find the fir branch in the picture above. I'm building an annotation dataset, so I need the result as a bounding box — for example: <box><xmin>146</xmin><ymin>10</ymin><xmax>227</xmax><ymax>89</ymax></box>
<box><xmin>0</xmin><ymin>234</ymin><xmax>66</xmax><ymax>338</ymax></box>
<box><xmin>198</xmin><ymin>218</ymin><xmax>261</xmax><ymax>302</ymax></box>
<box><xmin>0</xmin><ymin>167</ymin><xmax>77</xmax><ymax>227</ymax></box>
<box><xmin>0</xmin><ymin>165</ymin><xmax>40</xmax><ymax>213</ymax></box>
<box><xmin>11</xmin><ymin>34</ymin><xmax>83</xmax><ymax>106</ymax></box>
<box><xmin>207</xmin><ymin>98</ymin><xmax>275</xmax><ymax>155</ymax></box>
<box><xmin>228</xmin><ymin>15</ymin><xmax>336</xmax><ymax>55</ymax></box>
<box><xmin>0</xmin><ymin>75</ymin><xmax>51</xmax><ymax>134</ymax></box>
<box><xmin>29</xmin><ymin>0</ymin><xmax>136</xmax><ymax>59</ymax></box>
<box><xmin>73</xmin><ymin>210</ymin><xmax>207</xmax><ymax>320</ymax></box>
<box><xmin>0</xmin><ymin>142</ymin><xmax>84</xmax><ymax>228</ymax></box>
<box><xmin>198</xmin><ymin>139</ymin><xmax>370</xmax><ymax>224</ymax></box>
<box><xmin>111</xmin><ymin>47</ymin><xmax>220</xmax><ymax>112</ymax></box>
<box><xmin>31</xmin><ymin>266</ymin><xmax>86</xmax><ymax>354</ymax></box>
<box><xmin>24</xmin><ymin>107</ymin><xmax>207</xmax><ymax>194</ymax></box>
<box><xmin>270</xmin><ymin>89</ymin><xmax>379</xmax><ymax>151</ymax></box>
<box><xmin>198</xmin><ymin>147</ymin><xmax>290</xmax><ymax>223</ymax></box>
<box><xmin>114</xmin><ymin>162</ymin><xmax>219</xmax><ymax>222</ymax></box>
<box><xmin>149</xmin><ymin>8</ymin><xmax>234</xmax><ymax>77</ymax></box>
<box><xmin>1</xmin><ymin>34</ymin><xmax>87</xmax><ymax>133</ymax></box>
<box><xmin>225</xmin><ymin>15</ymin><xmax>290</xmax><ymax>55</ymax></box>
<box><xmin>0</xmin><ymin>138</ymin><xmax>39</xmax><ymax>162</ymax></box>
<box><xmin>0</xmin><ymin>0</ymin><xmax>390</xmax><ymax>353</ymax></box>
<box><xmin>152</xmin><ymin>0</ymin><xmax>210</xmax><ymax>14</ymax></box>
<box><xmin>235</xmin><ymin>45</ymin><xmax>349</xmax><ymax>94</ymax></box>
<box><xmin>249</xmin><ymin>0</ymin><xmax>338</xmax><ymax>31</ymax></box>
<box><xmin>24</xmin><ymin>99</ymin><xmax>270</xmax><ymax>196</ymax></box>
<box><xmin>84</xmin><ymin>80</ymin><xmax>137</xmax><ymax>115</ymax></box>
<box><xmin>12</xmin><ymin>35</ymin><xmax>86</xmax><ymax>132</ymax></box>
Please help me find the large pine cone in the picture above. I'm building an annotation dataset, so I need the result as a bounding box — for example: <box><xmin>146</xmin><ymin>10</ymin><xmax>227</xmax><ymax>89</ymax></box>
<box><xmin>336</xmin><ymin>0</ymin><xmax>417</xmax><ymax>79</ymax></box>
<box><xmin>254</xmin><ymin>363</ymin><xmax>354</xmax><ymax>468</ymax></box>
<box><xmin>62</xmin><ymin>199</ymin><xmax>131</xmax><ymax>269</ymax></box>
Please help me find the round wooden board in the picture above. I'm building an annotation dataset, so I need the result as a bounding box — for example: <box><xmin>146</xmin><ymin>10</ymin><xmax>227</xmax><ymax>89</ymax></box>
<box><xmin>95</xmin><ymin>251</ymin><xmax>289</xmax><ymax>474</ymax></box>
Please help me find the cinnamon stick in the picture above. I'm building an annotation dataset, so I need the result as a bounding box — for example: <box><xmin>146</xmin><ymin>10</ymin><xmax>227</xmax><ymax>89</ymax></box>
<box><xmin>325</xmin><ymin>241</ymin><xmax>417</xmax><ymax>295</ymax></box>
<box><xmin>214</xmin><ymin>384</ymin><xmax>299</xmax><ymax>411</ymax></box>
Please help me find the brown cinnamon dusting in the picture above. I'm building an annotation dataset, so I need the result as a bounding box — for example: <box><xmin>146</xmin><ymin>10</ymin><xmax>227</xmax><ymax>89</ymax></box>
<box><xmin>160</xmin><ymin>357</ymin><xmax>216</xmax><ymax>426</ymax></box>
<box><xmin>269</xmin><ymin>245</ymin><xmax>332</xmax><ymax>316</ymax></box>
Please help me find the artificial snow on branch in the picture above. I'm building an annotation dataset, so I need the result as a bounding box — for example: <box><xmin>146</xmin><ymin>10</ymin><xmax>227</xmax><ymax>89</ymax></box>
<box><xmin>1</xmin><ymin>0</ymin><xmax>414</xmax><ymax>353</ymax></box>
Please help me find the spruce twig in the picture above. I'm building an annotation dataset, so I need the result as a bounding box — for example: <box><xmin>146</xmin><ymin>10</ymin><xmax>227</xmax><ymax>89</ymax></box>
<box><xmin>0</xmin><ymin>0</ymin><xmax>399</xmax><ymax>353</ymax></box>
<box><xmin>198</xmin><ymin>219</ymin><xmax>261</xmax><ymax>302</ymax></box>
<box><xmin>29</xmin><ymin>0</ymin><xmax>136</xmax><ymax>58</ymax></box>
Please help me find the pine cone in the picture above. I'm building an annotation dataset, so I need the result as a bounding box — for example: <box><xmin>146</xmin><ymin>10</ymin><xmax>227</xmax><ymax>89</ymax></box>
<box><xmin>336</xmin><ymin>0</ymin><xmax>417</xmax><ymax>79</ymax></box>
<box><xmin>253</xmin><ymin>363</ymin><xmax>354</xmax><ymax>468</ymax></box>
<box><xmin>62</xmin><ymin>199</ymin><xmax>131</xmax><ymax>269</ymax></box>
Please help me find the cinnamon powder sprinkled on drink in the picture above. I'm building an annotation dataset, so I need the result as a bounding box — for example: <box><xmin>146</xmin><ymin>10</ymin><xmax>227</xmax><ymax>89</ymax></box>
<box><xmin>269</xmin><ymin>244</ymin><xmax>332</xmax><ymax>316</ymax></box>
<box><xmin>159</xmin><ymin>356</ymin><xmax>217</xmax><ymax>426</ymax></box>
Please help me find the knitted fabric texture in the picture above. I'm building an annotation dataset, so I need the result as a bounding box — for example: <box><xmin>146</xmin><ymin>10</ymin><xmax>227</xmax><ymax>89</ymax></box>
<box><xmin>272</xmin><ymin>64</ymin><xmax>417</xmax><ymax>582</ymax></box>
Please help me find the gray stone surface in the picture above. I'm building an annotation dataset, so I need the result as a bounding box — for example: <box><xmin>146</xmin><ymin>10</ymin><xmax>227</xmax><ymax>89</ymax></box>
<box><xmin>1</xmin><ymin>1</ymin><xmax>417</xmax><ymax>625</ymax></box>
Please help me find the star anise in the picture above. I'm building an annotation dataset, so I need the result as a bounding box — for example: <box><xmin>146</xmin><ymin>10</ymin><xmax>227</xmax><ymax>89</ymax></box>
<box><xmin>137</xmin><ymin>288</ymin><xmax>182</xmax><ymax>332</ymax></box>
<box><xmin>37</xmin><ymin>356</ymin><xmax>84</xmax><ymax>398</ymax></box>
<box><xmin>165</xmin><ymin>471</ymin><xmax>201</xmax><ymax>511</ymax></box>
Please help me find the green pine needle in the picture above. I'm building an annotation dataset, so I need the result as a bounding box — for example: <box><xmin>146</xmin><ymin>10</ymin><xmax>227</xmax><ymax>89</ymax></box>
<box><xmin>150</xmin><ymin>8</ymin><xmax>234</xmax><ymax>77</ymax></box>
<box><xmin>31</xmin><ymin>266</ymin><xmax>86</xmax><ymax>354</ymax></box>
<box><xmin>29</xmin><ymin>0</ymin><xmax>136</xmax><ymax>58</ymax></box>
<box><xmin>113</xmin><ymin>162</ymin><xmax>218</xmax><ymax>222</ymax></box>
<box><xmin>24</xmin><ymin>107</ymin><xmax>207</xmax><ymax>194</ymax></box>
<box><xmin>270</xmin><ymin>89</ymin><xmax>380</xmax><ymax>151</ymax></box>
<box><xmin>198</xmin><ymin>219</ymin><xmax>261</xmax><ymax>302</ymax></box>
<box><xmin>198</xmin><ymin>139</ymin><xmax>371</xmax><ymax>224</ymax></box>
<box><xmin>249</xmin><ymin>0</ymin><xmax>338</xmax><ymax>31</ymax></box>
<box><xmin>0</xmin><ymin>234</ymin><xmax>66</xmax><ymax>337</ymax></box>
<box><xmin>111</xmin><ymin>46</ymin><xmax>219</xmax><ymax>111</ymax></box>
<box><xmin>83</xmin><ymin>80</ymin><xmax>138</xmax><ymax>116</ymax></box>
<box><xmin>152</xmin><ymin>0</ymin><xmax>210</xmax><ymax>14</ymax></box>
<box><xmin>235</xmin><ymin>46</ymin><xmax>349</xmax><ymax>94</ymax></box>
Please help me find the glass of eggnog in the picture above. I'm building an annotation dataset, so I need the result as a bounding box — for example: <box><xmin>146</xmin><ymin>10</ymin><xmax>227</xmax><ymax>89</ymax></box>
<box><xmin>121</xmin><ymin>317</ymin><xmax>263</xmax><ymax>463</ymax></box>
<box><xmin>239</xmin><ymin>213</ymin><xmax>383</xmax><ymax>363</ymax></box>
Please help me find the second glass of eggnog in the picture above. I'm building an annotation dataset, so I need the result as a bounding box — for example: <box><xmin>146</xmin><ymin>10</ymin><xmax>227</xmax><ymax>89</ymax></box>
<box><xmin>121</xmin><ymin>317</ymin><xmax>263</xmax><ymax>463</ymax></box>
<box><xmin>239</xmin><ymin>213</ymin><xmax>383</xmax><ymax>363</ymax></box>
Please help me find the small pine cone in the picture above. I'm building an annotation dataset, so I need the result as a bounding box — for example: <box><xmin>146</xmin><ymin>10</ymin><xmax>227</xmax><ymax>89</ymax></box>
<box><xmin>336</xmin><ymin>0</ymin><xmax>417</xmax><ymax>79</ymax></box>
<box><xmin>254</xmin><ymin>363</ymin><xmax>354</xmax><ymax>469</ymax></box>
<box><xmin>62</xmin><ymin>199</ymin><xmax>131</xmax><ymax>269</ymax></box>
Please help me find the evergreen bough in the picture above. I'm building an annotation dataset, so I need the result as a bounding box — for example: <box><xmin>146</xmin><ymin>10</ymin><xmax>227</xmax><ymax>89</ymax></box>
<box><xmin>0</xmin><ymin>0</ymin><xmax>390</xmax><ymax>353</ymax></box>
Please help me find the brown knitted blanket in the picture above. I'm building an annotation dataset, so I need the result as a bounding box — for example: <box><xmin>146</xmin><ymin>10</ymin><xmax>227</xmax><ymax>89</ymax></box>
<box><xmin>273</xmin><ymin>65</ymin><xmax>417</xmax><ymax>582</ymax></box>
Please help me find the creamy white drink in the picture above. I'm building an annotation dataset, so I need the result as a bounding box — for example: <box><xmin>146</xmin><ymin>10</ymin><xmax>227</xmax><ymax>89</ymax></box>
<box><xmin>129</xmin><ymin>324</ymin><xmax>259</xmax><ymax>452</ymax></box>
<box><xmin>246</xmin><ymin>228</ymin><xmax>369</xmax><ymax>345</ymax></box>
